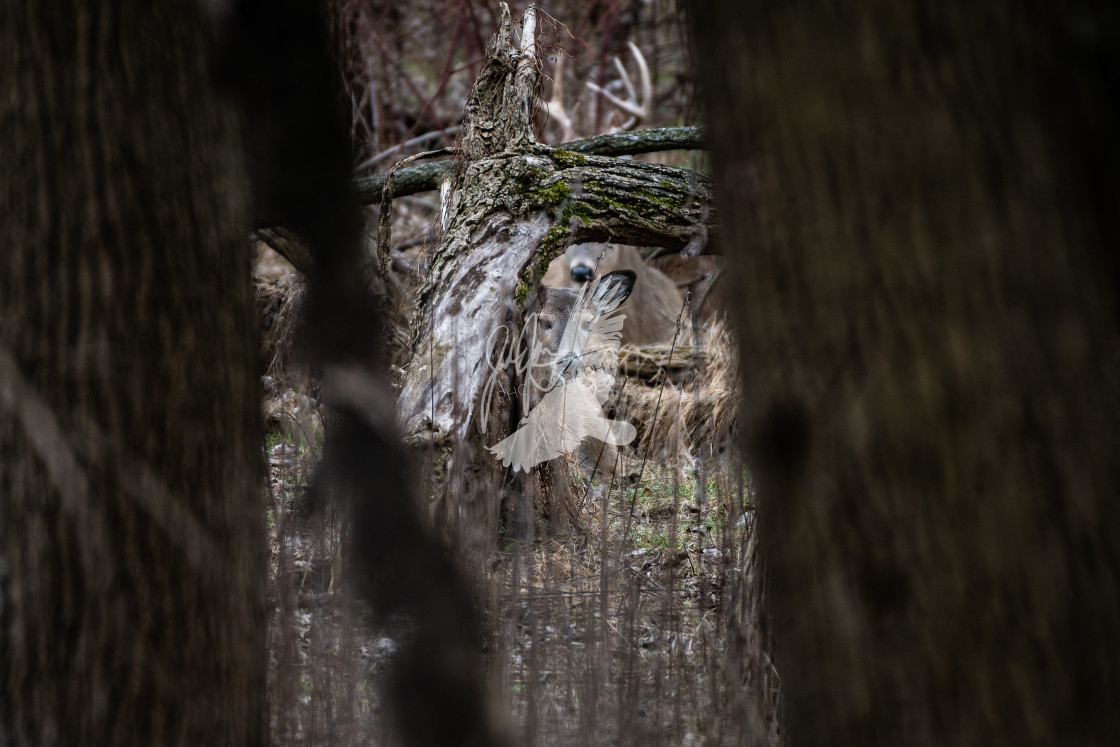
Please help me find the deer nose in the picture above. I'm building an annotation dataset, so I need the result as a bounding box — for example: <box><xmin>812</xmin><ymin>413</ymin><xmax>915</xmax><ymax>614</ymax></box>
<box><xmin>570</xmin><ymin>265</ymin><xmax>594</xmax><ymax>283</ymax></box>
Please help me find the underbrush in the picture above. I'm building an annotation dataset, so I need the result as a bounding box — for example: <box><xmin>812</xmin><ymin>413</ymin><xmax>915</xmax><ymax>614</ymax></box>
<box><xmin>255</xmin><ymin>247</ymin><xmax>777</xmax><ymax>745</ymax></box>
<box><xmin>262</xmin><ymin>415</ymin><xmax>773</xmax><ymax>744</ymax></box>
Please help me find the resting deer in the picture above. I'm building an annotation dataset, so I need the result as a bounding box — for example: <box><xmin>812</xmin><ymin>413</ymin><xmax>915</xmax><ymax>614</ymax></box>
<box><xmin>493</xmin><ymin>271</ymin><xmax>640</xmax><ymax>476</ymax></box>
<box><xmin>541</xmin><ymin>243</ymin><xmax>688</xmax><ymax>346</ymax></box>
<box><xmin>649</xmin><ymin>253</ymin><xmax>729</xmax><ymax>326</ymax></box>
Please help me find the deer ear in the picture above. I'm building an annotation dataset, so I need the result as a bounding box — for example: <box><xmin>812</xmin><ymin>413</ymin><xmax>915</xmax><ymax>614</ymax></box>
<box><xmin>595</xmin><ymin>270</ymin><xmax>636</xmax><ymax>305</ymax></box>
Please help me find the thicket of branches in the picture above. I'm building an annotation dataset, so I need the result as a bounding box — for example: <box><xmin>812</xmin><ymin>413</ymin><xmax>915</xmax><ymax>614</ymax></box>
<box><xmin>325</xmin><ymin>0</ymin><xmax>696</xmax><ymax>169</ymax></box>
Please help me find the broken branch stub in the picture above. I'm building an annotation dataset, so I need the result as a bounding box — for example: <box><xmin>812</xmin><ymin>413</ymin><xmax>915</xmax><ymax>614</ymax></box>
<box><xmin>457</xmin><ymin>3</ymin><xmax>540</xmax><ymax>161</ymax></box>
<box><xmin>395</xmin><ymin>5</ymin><xmax>715</xmax><ymax>550</ymax></box>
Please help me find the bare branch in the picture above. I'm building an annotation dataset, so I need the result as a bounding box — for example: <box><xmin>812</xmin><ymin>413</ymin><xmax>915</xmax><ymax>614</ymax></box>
<box><xmin>544</xmin><ymin>55</ymin><xmax>576</xmax><ymax>143</ymax></box>
<box><xmin>255</xmin><ymin>227</ymin><xmax>314</xmax><ymax>276</ymax></box>
<box><xmin>356</xmin><ymin>125</ymin><xmax>462</xmax><ymax>172</ymax></box>
<box><xmin>519</xmin><ymin>4</ymin><xmax>537</xmax><ymax>57</ymax></box>
<box><xmin>351</xmin><ymin>125</ymin><xmax>706</xmax><ymax>204</ymax></box>
<box><xmin>561</xmin><ymin>125</ymin><xmax>704</xmax><ymax>158</ymax></box>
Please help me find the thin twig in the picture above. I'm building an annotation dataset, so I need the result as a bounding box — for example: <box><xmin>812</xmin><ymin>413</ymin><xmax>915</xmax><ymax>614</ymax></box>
<box><xmin>376</xmin><ymin>148</ymin><xmax>454</xmax><ymax>282</ymax></box>
<box><xmin>356</xmin><ymin>125</ymin><xmax>462</xmax><ymax>172</ymax></box>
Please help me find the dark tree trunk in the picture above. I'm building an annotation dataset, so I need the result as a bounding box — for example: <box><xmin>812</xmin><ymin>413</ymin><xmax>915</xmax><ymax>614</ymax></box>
<box><xmin>692</xmin><ymin>3</ymin><xmax>1120</xmax><ymax>745</ymax></box>
<box><xmin>0</xmin><ymin>2</ymin><xmax>267</xmax><ymax>744</ymax></box>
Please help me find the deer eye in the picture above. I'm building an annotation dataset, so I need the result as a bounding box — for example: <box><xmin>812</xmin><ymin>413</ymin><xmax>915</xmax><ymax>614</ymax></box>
<box><xmin>539</xmin><ymin>319</ymin><xmax>553</xmax><ymax>332</ymax></box>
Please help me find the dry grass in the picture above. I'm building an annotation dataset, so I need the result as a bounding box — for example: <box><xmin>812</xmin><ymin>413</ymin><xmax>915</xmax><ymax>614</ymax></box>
<box><xmin>255</xmin><ymin>3</ymin><xmax>775</xmax><ymax>737</ymax></box>
<box><xmin>255</xmin><ymin>254</ymin><xmax>778</xmax><ymax>745</ymax></box>
<box><xmin>615</xmin><ymin>318</ymin><xmax>740</xmax><ymax>463</ymax></box>
<box><xmin>490</xmin><ymin>456</ymin><xmax>758</xmax><ymax>745</ymax></box>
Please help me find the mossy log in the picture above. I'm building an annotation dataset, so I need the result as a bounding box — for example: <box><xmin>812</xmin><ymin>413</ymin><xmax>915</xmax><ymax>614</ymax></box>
<box><xmin>351</xmin><ymin>125</ymin><xmax>707</xmax><ymax>205</ymax></box>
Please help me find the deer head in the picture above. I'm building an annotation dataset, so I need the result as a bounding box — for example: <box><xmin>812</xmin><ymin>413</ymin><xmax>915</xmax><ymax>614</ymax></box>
<box><xmin>541</xmin><ymin>244</ymin><xmax>689</xmax><ymax>346</ymax></box>
<box><xmin>563</xmin><ymin>242</ymin><xmax>615</xmax><ymax>285</ymax></box>
<box><xmin>490</xmin><ymin>270</ymin><xmax>638</xmax><ymax>474</ymax></box>
<box><xmin>532</xmin><ymin>270</ymin><xmax>636</xmax><ymax>388</ymax></box>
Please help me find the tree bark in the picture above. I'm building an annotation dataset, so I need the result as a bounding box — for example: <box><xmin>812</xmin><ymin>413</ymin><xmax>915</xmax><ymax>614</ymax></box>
<box><xmin>0</xmin><ymin>3</ymin><xmax>267</xmax><ymax>745</ymax></box>
<box><xmin>351</xmin><ymin>125</ymin><xmax>707</xmax><ymax>206</ymax></box>
<box><xmin>692</xmin><ymin>3</ymin><xmax>1120</xmax><ymax>745</ymax></box>
<box><xmin>393</xmin><ymin>4</ymin><xmax>714</xmax><ymax>554</ymax></box>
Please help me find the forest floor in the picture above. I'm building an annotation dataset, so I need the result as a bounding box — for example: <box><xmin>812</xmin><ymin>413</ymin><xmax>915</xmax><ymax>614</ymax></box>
<box><xmin>262</xmin><ymin>443</ymin><xmax>761</xmax><ymax>746</ymax></box>
<box><xmin>255</xmin><ymin>239</ymin><xmax>773</xmax><ymax>745</ymax></box>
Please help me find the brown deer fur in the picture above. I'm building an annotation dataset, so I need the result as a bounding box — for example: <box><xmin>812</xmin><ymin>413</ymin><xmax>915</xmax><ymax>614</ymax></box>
<box><xmin>541</xmin><ymin>243</ymin><xmax>687</xmax><ymax>345</ymax></box>
<box><xmin>649</xmin><ymin>254</ymin><xmax>730</xmax><ymax>326</ymax></box>
<box><xmin>527</xmin><ymin>274</ymin><xmax>639</xmax><ymax>476</ymax></box>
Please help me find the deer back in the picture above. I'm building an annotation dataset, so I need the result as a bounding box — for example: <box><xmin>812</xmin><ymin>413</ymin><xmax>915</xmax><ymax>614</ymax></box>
<box><xmin>650</xmin><ymin>254</ymin><xmax>730</xmax><ymax>326</ymax></box>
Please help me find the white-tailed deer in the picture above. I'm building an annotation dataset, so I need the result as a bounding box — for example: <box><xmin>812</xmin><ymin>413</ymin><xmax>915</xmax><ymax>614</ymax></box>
<box><xmin>542</xmin><ymin>243</ymin><xmax>688</xmax><ymax>346</ymax></box>
<box><xmin>491</xmin><ymin>272</ymin><xmax>639</xmax><ymax>475</ymax></box>
<box><xmin>649</xmin><ymin>253</ymin><xmax>729</xmax><ymax>326</ymax></box>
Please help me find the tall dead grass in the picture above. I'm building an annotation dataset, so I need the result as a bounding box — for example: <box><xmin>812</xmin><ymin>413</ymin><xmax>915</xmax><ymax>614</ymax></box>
<box><xmin>256</xmin><ymin>253</ymin><xmax>778</xmax><ymax>744</ymax></box>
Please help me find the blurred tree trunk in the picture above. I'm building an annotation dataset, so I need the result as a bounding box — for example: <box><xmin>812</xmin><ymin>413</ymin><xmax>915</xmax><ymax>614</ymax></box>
<box><xmin>0</xmin><ymin>2</ymin><xmax>267</xmax><ymax>745</ymax></box>
<box><xmin>692</xmin><ymin>3</ymin><xmax>1120</xmax><ymax>745</ymax></box>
